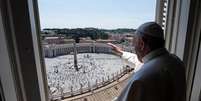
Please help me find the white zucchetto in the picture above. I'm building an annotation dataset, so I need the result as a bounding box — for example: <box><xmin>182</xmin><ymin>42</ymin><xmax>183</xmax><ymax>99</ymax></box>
<box><xmin>135</xmin><ymin>22</ymin><xmax>164</xmax><ymax>39</ymax></box>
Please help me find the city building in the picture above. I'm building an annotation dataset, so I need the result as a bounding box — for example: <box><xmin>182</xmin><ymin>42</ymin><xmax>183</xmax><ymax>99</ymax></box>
<box><xmin>43</xmin><ymin>43</ymin><xmax>113</xmax><ymax>57</ymax></box>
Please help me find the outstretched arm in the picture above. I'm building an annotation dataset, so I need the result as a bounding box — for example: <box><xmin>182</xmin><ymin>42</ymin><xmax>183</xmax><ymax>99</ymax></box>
<box><xmin>107</xmin><ymin>43</ymin><xmax>138</xmax><ymax>64</ymax></box>
<box><xmin>107</xmin><ymin>43</ymin><xmax>123</xmax><ymax>55</ymax></box>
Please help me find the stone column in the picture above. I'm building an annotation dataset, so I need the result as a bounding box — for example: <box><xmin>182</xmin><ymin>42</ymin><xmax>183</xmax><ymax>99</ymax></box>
<box><xmin>73</xmin><ymin>42</ymin><xmax>79</xmax><ymax>71</ymax></box>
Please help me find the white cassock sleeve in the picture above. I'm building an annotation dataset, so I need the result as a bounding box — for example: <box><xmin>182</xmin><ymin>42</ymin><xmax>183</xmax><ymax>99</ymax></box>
<box><xmin>121</xmin><ymin>51</ymin><xmax>143</xmax><ymax>71</ymax></box>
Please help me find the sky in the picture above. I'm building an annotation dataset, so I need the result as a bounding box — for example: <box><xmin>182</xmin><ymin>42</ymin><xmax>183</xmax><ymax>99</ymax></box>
<box><xmin>38</xmin><ymin>0</ymin><xmax>156</xmax><ymax>29</ymax></box>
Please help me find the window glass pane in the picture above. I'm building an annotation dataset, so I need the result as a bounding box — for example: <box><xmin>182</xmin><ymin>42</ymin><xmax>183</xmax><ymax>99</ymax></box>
<box><xmin>38</xmin><ymin>0</ymin><xmax>156</xmax><ymax>100</ymax></box>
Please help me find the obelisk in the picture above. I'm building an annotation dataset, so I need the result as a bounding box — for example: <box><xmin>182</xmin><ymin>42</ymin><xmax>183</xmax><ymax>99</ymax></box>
<box><xmin>73</xmin><ymin>42</ymin><xmax>79</xmax><ymax>71</ymax></box>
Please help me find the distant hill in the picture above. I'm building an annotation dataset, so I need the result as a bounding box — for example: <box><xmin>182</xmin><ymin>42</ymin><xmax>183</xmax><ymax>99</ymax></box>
<box><xmin>42</xmin><ymin>28</ymin><xmax>136</xmax><ymax>39</ymax></box>
<box><xmin>100</xmin><ymin>28</ymin><xmax>136</xmax><ymax>34</ymax></box>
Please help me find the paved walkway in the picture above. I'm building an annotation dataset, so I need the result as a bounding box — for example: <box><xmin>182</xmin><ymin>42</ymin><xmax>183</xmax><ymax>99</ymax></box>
<box><xmin>62</xmin><ymin>72</ymin><xmax>134</xmax><ymax>101</ymax></box>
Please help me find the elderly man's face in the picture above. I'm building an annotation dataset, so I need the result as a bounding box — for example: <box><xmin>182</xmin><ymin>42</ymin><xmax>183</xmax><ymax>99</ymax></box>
<box><xmin>133</xmin><ymin>35</ymin><xmax>144</xmax><ymax>62</ymax></box>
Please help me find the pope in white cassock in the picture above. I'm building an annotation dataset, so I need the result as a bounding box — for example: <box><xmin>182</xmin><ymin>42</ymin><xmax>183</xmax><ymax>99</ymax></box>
<box><xmin>108</xmin><ymin>22</ymin><xmax>186</xmax><ymax>101</ymax></box>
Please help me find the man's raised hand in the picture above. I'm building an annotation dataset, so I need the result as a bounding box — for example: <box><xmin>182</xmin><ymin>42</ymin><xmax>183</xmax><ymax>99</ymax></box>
<box><xmin>107</xmin><ymin>43</ymin><xmax>123</xmax><ymax>55</ymax></box>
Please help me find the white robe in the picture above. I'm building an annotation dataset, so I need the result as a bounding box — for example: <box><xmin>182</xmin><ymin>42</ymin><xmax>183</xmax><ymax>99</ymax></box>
<box><xmin>116</xmin><ymin>48</ymin><xmax>186</xmax><ymax>101</ymax></box>
<box><xmin>121</xmin><ymin>51</ymin><xmax>143</xmax><ymax>72</ymax></box>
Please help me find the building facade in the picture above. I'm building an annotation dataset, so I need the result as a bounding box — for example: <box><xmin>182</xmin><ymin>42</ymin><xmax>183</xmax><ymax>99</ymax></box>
<box><xmin>43</xmin><ymin>43</ymin><xmax>113</xmax><ymax>57</ymax></box>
